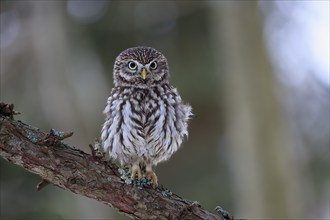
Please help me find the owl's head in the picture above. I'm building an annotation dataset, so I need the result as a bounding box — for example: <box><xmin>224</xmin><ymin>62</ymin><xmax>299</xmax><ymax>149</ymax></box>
<box><xmin>113</xmin><ymin>46</ymin><xmax>169</xmax><ymax>88</ymax></box>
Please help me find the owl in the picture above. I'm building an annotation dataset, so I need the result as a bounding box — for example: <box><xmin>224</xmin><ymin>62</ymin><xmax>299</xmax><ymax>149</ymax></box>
<box><xmin>101</xmin><ymin>46</ymin><xmax>192</xmax><ymax>188</ymax></box>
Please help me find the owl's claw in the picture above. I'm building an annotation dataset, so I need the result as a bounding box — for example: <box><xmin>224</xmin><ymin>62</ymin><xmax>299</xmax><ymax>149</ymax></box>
<box><xmin>130</xmin><ymin>165</ymin><xmax>142</xmax><ymax>180</ymax></box>
<box><xmin>146</xmin><ymin>170</ymin><xmax>158</xmax><ymax>189</ymax></box>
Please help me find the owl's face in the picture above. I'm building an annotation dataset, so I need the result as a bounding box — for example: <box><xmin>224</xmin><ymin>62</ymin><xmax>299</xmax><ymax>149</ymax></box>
<box><xmin>113</xmin><ymin>47</ymin><xmax>169</xmax><ymax>88</ymax></box>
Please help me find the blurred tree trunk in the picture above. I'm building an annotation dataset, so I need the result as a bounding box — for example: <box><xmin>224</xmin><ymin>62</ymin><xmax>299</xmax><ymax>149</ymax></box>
<box><xmin>26</xmin><ymin>2</ymin><xmax>113</xmax><ymax>219</ymax></box>
<box><xmin>210</xmin><ymin>2</ymin><xmax>303</xmax><ymax>218</ymax></box>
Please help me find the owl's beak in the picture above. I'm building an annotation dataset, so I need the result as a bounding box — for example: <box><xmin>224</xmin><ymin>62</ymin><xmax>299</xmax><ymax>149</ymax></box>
<box><xmin>140</xmin><ymin>69</ymin><xmax>147</xmax><ymax>79</ymax></box>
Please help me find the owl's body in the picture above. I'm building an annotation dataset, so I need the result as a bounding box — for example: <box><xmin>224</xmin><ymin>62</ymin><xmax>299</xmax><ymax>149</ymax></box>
<box><xmin>101</xmin><ymin>47</ymin><xmax>192</xmax><ymax>187</ymax></box>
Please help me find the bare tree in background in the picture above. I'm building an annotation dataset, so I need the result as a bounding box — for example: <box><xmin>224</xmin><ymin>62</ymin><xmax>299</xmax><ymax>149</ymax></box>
<box><xmin>210</xmin><ymin>2</ymin><xmax>305</xmax><ymax>218</ymax></box>
<box><xmin>1</xmin><ymin>1</ymin><xmax>112</xmax><ymax>218</ymax></box>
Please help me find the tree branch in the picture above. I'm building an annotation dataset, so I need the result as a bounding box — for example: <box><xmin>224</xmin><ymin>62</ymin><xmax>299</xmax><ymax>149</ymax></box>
<box><xmin>0</xmin><ymin>103</ymin><xmax>224</xmax><ymax>220</ymax></box>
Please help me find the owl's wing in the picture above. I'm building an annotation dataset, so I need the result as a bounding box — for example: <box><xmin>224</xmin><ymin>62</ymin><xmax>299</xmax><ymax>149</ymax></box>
<box><xmin>168</xmin><ymin>85</ymin><xmax>193</xmax><ymax>137</ymax></box>
<box><xmin>101</xmin><ymin>87</ymin><xmax>121</xmax><ymax>153</ymax></box>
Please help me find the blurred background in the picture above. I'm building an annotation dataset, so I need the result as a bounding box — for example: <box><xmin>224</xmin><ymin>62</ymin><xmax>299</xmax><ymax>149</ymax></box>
<box><xmin>1</xmin><ymin>1</ymin><xmax>329</xmax><ymax>219</ymax></box>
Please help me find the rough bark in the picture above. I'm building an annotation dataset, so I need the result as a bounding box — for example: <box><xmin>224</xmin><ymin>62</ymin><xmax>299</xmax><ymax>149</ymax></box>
<box><xmin>0</xmin><ymin>104</ymin><xmax>222</xmax><ymax>220</ymax></box>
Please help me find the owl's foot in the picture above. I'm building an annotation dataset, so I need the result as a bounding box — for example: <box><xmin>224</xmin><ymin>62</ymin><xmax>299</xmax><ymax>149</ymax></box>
<box><xmin>146</xmin><ymin>170</ymin><xmax>158</xmax><ymax>189</ymax></box>
<box><xmin>130</xmin><ymin>164</ymin><xmax>142</xmax><ymax>180</ymax></box>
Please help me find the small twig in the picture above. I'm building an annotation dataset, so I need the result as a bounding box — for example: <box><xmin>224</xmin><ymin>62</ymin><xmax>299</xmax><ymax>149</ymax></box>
<box><xmin>36</xmin><ymin>179</ymin><xmax>50</xmax><ymax>191</ymax></box>
<box><xmin>38</xmin><ymin>129</ymin><xmax>73</xmax><ymax>145</ymax></box>
<box><xmin>0</xmin><ymin>102</ymin><xmax>20</xmax><ymax>119</ymax></box>
<box><xmin>88</xmin><ymin>144</ymin><xmax>96</xmax><ymax>157</ymax></box>
<box><xmin>215</xmin><ymin>206</ymin><xmax>235</xmax><ymax>220</ymax></box>
<box><xmin>49</xmin><ymin>128</ymin><xmax>74</xmax><ymax>141</ymax></box>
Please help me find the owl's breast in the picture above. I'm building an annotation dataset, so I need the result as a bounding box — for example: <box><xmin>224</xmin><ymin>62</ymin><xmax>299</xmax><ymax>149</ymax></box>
<box><xmin>135</xmin><ymin>86</ymin><xmax>190</xmax><ymax>164</ymax></box>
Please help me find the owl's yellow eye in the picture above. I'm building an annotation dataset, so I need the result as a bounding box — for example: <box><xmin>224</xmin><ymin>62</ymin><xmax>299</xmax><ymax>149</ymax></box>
<box><xmin>150</xmin><ymin>61</ymin><xmax>157</xmax><ymax>70</ymax></box>
<box><xmin>128</xmin><ymin>61</ymin><xmax>137</xmax><ymax>70</ymax></box>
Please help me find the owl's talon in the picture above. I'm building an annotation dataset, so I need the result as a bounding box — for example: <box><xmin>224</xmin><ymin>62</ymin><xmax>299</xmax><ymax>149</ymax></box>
<box><xmin>146</xmin><ymin>171</ymin><xmax>158</xmax><ymax>188</ymax></box>
<box><xmin>130</xmin><ymin>166</ymin><xmax>142</xmax><ymax>180</ymax></box>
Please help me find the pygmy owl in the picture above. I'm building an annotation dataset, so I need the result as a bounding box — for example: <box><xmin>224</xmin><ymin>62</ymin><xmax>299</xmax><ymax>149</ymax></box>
<box><xmin>101</xmin><ymin>46</ymin><xmax>192</xmax><ymax>188</ymax></box>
